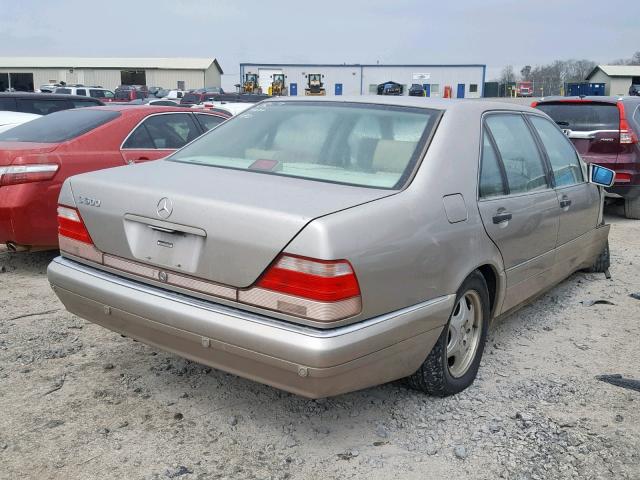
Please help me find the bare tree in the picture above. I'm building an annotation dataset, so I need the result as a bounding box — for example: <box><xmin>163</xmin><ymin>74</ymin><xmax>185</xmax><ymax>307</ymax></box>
<box><xmin>500</xmin><ymin>65</ymin><xmax>516</xmax><ymax>85</ymax></box>
<box><xmin>520</xmin><ymin>65</ymin><xmax>532</xmax><ymax>81</ymax></box>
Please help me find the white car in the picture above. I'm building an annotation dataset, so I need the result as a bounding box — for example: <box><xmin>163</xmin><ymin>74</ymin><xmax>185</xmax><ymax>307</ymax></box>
<box><xmin>191</xmin><ymin>101</ymin><xmax>253</xmax><ymax>116</ymax></box>
<box><xmin>0</xmin><ymin>111</ymin><xmax>41</xmax><ymax>133</ymax></box>
<box><xmin>54</xmin><ymin>86</ymin><xmax>115</xmax><ymax>101</ymax></box>
<box><xmin>162</xmin><ymin>89</ymin><xmax>187</xmax><ymax>101</ymax></box>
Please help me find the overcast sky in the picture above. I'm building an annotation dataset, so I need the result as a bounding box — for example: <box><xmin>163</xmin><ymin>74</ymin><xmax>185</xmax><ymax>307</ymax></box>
<box><xmin>1</xmin><ymin>0</ymin><xmax>637</xmax><ymax>81</ymax></box>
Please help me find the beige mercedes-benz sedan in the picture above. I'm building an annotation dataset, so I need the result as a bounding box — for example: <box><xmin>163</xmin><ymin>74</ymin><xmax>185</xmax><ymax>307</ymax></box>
<box><xmin>47</xmin><ymin>97</ymin><xmax>615</xmax><ymax>398</ymax></box>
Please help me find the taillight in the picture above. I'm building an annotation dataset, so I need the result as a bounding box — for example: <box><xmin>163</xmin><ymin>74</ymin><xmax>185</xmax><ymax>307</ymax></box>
<box><xmin>0</xmin><ymin>164</ymin><xmax>58</xmax><ymax>186</ymax></box>
<box><xmin>614</xmin><ymin>172</ymin><xmax>632</xmax><ymax>182</ymax></box>
<box><xmin>239</xmin><ymin>254</ymin><xmax>362</xmax><ymax>322</ymax></box>
<box><xmin>57</xmin><ymin>205</ymin><xmax>103</xmax><ymax>262</ymax></box>
<box><xmin>530</xmin><ymin>101</ymin><xmax>538</xmax><ymax>108</ymax></box>
<box><xmin>257</xmin><ymin>254</ymin><xmax>360</xmax><ymax>301</ymax></box>
<box><xmin>618</xmin><ymin>102</ymin><xmax>638</xmax><ymax>144</ymax></box>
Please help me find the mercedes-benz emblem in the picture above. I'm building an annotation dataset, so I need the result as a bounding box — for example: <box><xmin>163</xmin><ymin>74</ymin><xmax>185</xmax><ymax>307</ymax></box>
<box><xmin>156</xmin><ymin>197</ymin><xmax>173</xmax><ymax>219</ymax></box>
<box><xmin>158</xmin><ymin>271</ymin><xmax>168</xmax><ymax>283</ymax></box>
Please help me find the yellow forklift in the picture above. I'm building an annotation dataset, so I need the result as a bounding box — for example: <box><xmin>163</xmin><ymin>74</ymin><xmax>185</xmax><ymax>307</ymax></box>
<box><xmin>304</xmin><ymin>73</ymin><xmax>326</xmax><ymax>96</ymax></box>
<box><xmin>242</xmin><ymin>73</ymin><xmax>260</xmax><ymax>94</ymax></box>
<box><xmin>270</xmin><ymin>73</ymin><xmax>287</xmax><ymax>96</ymax></box>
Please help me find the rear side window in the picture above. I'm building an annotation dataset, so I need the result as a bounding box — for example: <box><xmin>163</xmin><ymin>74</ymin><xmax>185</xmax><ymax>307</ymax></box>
<box><xmin>529</xmin><ymin>115</ymin><xmax>583</xmax><ymax>187</ymax></box>
<box><xmin>124</xmin><ymin>113</ymin><xmax>200</xmax><ymax>149</ymax></box>
<box><xmin>114</xmin><ymin>90</ymin><xmax>131</xmax><ymax>100</ymax></box>
<box><xmin>76</xmin><ymin>89</ymin><xmax>86</xmax><ymax>96</ymax></box>
<box><xmin>485</xmin><ymin>114</ymin><xmax>548</xmax><ymax>194</ymax></box>
<box><xmin>536</xmin><ymin>102</ymin><xmax>619</xmax><ymax>132</ymax></box>
<box><xmin>479</xmin><ymin>131</ymin><xmax>506</xmax><ymax>198</ymax></box>
<box><xmin>90</xmin><ymin>89</ymin><xmax>114</xmax><ymax>99</ymax></box>
<box><xmin>195</xmin><ymin>114</ymin><xmax>225</xmax><ymax>131</ymax></box>
<box><xmin>55</xmin><ymin>88</ymin><xmax>71</xmax><ymax>94</ymax></box>
<box><xmin>15</xmin><ymin>99</ymin><xmax>70</xmax><ymax>115</ymax></box>
<box><xmin>0</xmin><ymin>109</ymin><xmax>120</xmax><ymax>143</ymax></box>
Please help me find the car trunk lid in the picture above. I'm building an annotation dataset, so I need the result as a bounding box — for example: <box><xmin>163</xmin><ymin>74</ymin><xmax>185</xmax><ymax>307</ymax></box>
<box><xmin>535</xmin><ymin>100</ymin><xmax>623</xmax><ymax>164</ymax></box>
<box><xmin>68</xmin><ymin>160</ymin><xmax>395</xmax><ymax>287</ymax></box>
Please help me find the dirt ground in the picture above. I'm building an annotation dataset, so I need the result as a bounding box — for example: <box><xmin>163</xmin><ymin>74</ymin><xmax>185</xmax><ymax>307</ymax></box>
<box><xmin>1</xmin><ymin>208</ymin><xmax>639</xmax><ymax>480</ymax></box>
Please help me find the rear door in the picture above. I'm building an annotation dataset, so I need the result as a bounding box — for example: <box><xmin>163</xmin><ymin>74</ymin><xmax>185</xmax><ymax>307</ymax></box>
<box><xmin>121</xmin><ymin>112</ymin><xmax>202</xmax><ymax>163</ymax></box>
<box><xmin>477</xmin><ymin>113</ymin><xmax>560</xmax><ymax>313</ymax></box>
<box><xmin>535</xmin><ymin>101</ymin><xmax>621</xmax><ymax>164</ymax></box>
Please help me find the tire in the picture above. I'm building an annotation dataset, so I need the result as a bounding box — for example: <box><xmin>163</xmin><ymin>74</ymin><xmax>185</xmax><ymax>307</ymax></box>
<box><xmin>407</xmin><ymin>271</ymin><xmax>490</xmax><ymax>396</ymax></box>
<box><xmin>586</xmin><ymin>241</ymin><xmax>610</xmax><ymax>273</ymax></box>
<box><xmin>624</xmin><ymin>196</ymin><xmax>640</xmax><ymax>220</ymax></box>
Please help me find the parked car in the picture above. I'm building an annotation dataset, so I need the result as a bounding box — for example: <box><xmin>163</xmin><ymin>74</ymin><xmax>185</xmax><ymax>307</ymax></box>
<box><xmin>0</xmin><ymin>111</ymin><xmax>40</xmax><ymax>134</ymax></box>
<box><xmin>114</xmin><ymin>85</ymin><xmax>149</xmax><ymax>101</ymax></box>
<box><xmin>47</xmin><ymin>97</ymin><xmax>614</xmax><ymax>398</ymax></box>
<box><xmin>179</xmin><ymin>87</ymin><xmax>226</xmax><ymax>106</ymax></box>
<box><xmin>0</xmin><ymin>92</ymin><xmax>103</xmax><ymax>115</ymax></box>
<box><xmin>129</xmin><ymin>98</ymin><xmax>180</xmax><ymax>106</ymax></box>
<box><xmin>377</xmin><ymin>81</ymin><xmax>403</xmax><ymax>95</ymax></box>
<box><xmin>408</xmin><ymin>84</ymin><xmax>426</xmax><ymax>97</ymax></box>
<box><xmin>0</xmin><ymin>105</ymin><xmax>229</xmax><ymax>250</ymax></box>
<box><xmin>147</xmin><ymin>86</ymin><xmax>164</xmax><ymax>97</ymax></box>
<box><xmin>37</xmin><ymin>84</ymin><xmax>63</xmax><ymax>93</ymax></box>
<box><xmin>55</xmin><ymin>86</ymin><xmax>116</xmax><ymax>102</ymax></box>
<box><xmin>162</xmin><ymin>89</ymin><xmax>187</xmax><ymax>101</ymax></box>
<box><xmin>192</xmin><ymin>102</ymin><xmax>253</xmax><ymax>116</ymax></box>
<box><xmin>533</xmin><ymin>96</ymin><xmax>640</xmax><ymax>218</ymax></box>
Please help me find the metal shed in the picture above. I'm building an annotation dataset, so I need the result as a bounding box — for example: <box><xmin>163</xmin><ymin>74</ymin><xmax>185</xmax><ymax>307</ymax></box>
<box><xmin>0</xmin><ymin>57</ymin><xmax>224</xmax><ymax>92</ymax></box>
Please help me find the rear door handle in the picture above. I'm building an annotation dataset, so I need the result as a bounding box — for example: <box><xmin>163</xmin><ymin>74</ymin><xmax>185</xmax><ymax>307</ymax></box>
<box><xmin>492</xmin><ymin>212</ymin><xmax>512</xmax><ymax>224</ymax></box>
<box><xmin>560</xmin><ymin>198</ymin><xmax>572</xmax><ymax>208</ymax></box>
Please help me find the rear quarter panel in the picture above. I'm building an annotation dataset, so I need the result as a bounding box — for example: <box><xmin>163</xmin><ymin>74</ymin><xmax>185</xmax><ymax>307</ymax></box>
<box><xmin>285</xmin><ymin>104</ymin><xmax>505</xmax><ymax>321</ymax></box>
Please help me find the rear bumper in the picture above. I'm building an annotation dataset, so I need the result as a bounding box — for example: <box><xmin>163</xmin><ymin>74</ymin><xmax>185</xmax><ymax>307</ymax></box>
<box><xmin>0</xmin><ymin>182</ymin><xmax>59</xmax><ymax>247</ymax></box>
<box><xmin>606</xmin><ymin>185</ymin><xmax>640</xmax><ymax>200</ymax></box>
<box><xmin>48</xmin><ymin>257</ymin><xmax>454</xmax><ymax>398</ymax></box>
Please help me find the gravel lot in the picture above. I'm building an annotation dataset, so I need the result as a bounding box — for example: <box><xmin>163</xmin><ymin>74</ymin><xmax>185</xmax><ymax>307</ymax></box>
<box><xmin>1</xmin><ymin>209</ymin><xmax>639</xmax><ymax>480</ymax></box>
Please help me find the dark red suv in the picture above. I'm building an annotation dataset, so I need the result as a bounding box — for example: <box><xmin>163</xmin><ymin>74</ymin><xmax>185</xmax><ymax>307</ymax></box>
<box><xmin>533</xmin><ymin>96</ymin><xmax>640</xmax><ymax>219</ymax></box>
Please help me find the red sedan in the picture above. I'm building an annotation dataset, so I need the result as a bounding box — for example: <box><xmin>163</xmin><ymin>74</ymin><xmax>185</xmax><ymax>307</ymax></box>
<box><xmin>0</xmin><ymin>105</ymin><xmax>229</xmax><ymax>250</ymax></box>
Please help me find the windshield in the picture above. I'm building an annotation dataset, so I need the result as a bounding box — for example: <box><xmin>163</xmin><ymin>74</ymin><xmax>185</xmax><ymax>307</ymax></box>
<box><xmin>536</xmin><ymin>102</ymin><xmax>619</xmax><ymax>131</ymax></box>
<box><xmin>169</xmin><ymin>101</ymin><xmax>439</xmax><ymax>189</ymax></box>
<box><xmin>0</xmin><ymin>109</ymin><xmax>120</xmax><ymax>143</ymax></box>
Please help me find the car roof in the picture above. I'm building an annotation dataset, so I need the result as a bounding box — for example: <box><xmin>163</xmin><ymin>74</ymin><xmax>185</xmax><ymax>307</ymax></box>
<box><xmin>536</xmin><ymin>95</ymin><xmax>640</xmax><ymax>106</ymax></box>
<box><xmin>77</xmin><ymin>105</ymin><xmax>229</xmax><ymax>116</ymax></box>
<box><xmin>261</xmin><ymin>95</ymin><xmax>539</xmax><ymax>114</ymax></box>
<box><xmin>0</xmin><ymin>92</ymin><xmax>102</xmax><ymax>101</ymax></box>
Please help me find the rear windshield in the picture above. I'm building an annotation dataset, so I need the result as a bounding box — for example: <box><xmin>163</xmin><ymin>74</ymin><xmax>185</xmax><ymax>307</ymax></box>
<box><xmin>0</xmin><ymin>109</ymin><xmax>120</xmax><ymax>143</ymax></box>
<box><xmin>181</xmin><ymin>93</ymin><xmax>200</xmax><ymax>103</ymax></box>
<box><xmin>114</xmin><ymin>90</ymin><xmax>131</xmax><ymax>100</ymax></box>
<box><xmin>169</xmin><ymin>101</ymin><xmax>439</xmax><ymax>189</ymax></box>
<box><xmin>536</xmin><ymin>102</ymin><xmax>619</xmax><ymax>132</ymax></box>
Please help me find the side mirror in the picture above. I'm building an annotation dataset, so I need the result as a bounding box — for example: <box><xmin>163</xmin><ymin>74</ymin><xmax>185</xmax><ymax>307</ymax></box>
<box><xmin>589</xmin><ymin>163</ymin><xmax>615</xmax><ymax>187</ymax></box>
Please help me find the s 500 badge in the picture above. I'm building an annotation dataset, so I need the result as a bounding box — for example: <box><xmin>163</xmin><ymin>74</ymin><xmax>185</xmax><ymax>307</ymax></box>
<box><xmin>78</xmin><ymin>196</ymin><xmax>101</xmax><ymax>207</ymax></box>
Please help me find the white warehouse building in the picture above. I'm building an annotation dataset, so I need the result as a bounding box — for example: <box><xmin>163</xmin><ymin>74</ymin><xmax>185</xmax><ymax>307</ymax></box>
<box><xmin>239</xmin><ymin>63</ymin><xmax>486</xmax><ymax>98</ymax></box>
<box><xmin>0</xmin><ymin>57</ymin><xmax>223</xmax><ymax>92</ymax></box>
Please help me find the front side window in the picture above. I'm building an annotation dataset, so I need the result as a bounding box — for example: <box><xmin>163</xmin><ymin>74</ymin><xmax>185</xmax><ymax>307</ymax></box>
<box><xmin>529</xmin><ymin>115</ymin><xmax>583</xmax><ymax>187</ymax></box>
<box><xmin>170</xmin><ymin>102</ymin><xmax>439</xmax><ymax>189</ymax></box>
<box><xmin>485</xmin><ymin>114</ymin><xmax>548</xmax><ymax>195</ymax></box>
<box><xmin>479</xmin><ymin>131</ymin><xmax>506</xmax><ymax>198</ymax></box>
<box><xmin>0</xmin><ymin>109</ymin><xmax>120</xmax><ymax>143</ymax></box>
